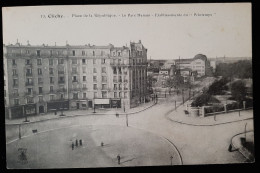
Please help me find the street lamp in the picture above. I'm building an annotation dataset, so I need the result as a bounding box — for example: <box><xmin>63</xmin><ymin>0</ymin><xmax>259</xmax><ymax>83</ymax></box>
<box><xmin>18</xmin><ymin>124</ymin><xmax>21</xmax><ymax>139</ymax></box>
<box><xmin>170</xmin><ymin>156</ymin><xmax>173</xmax><ymax>165</ymax></box>
<box><xmin>126</xmin><ymin>114</ymin><xmax>128</xmax><ymax>127</ymax></box>
<box><xmin>245</xmin><ymin>122</ymin><xmax>247</xmax><ymax>143</ymax></box>
<box><xmin>182</xmin><ymin>89</ymin><xmax>184</xmax><ymax>105</ymax></box>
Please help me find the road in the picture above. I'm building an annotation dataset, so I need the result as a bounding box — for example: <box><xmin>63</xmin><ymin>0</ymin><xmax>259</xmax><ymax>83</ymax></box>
<box><xmin>6</xmin><ymin>77</ymin><xmax>253</xmax><ymax>167</ymax></box>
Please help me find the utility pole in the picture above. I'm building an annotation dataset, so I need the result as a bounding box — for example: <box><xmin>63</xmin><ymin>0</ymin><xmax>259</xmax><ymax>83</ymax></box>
<box><xmin>126</xmin><ymin>114</ymin><xmax>128</xmax><ymax>127</ymax></box>
<box><xmin>182</xmin><ymin>89</ymin><xmax>184</xmax><ymax>105</ymax></box>
<box><xmin>19</xmin><ymin>124</ymin><xmax>21</xmax><ymax>139</ymax></box>
<box><xmin>245</xmin><ymin>122</ymin><xmax>247</xmax><ymax>143</ymax></box>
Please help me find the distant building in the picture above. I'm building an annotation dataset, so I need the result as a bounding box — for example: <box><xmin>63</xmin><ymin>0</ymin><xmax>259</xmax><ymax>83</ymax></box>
<box><xmin>4</xmin><ymin>40</ymin><xmax>148</xmax><ymax>119</ymax></box>
<box><xmin>175</xmin><ymin>54</ymin><xmax>212</xmax><ymax>77</ymax></box>
<box><xmin>159</xmin><ymin>69</ymin><xmax>170</xmax><ymax>75</ymax></box>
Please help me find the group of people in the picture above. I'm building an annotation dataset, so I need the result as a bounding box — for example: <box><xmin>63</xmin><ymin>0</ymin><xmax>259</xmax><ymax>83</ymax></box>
<box><xmin>71</xmin><ymin>139</ymin><xmax>83</xmax><ymax>150</ymax></box>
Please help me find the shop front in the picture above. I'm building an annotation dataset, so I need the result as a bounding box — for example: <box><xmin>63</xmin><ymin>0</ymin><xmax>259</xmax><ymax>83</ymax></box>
<box><xmin>47</xmin><ymin>100</ymin><xmax>69</xmax><ymax>112</ymax></box>
<box><xmin>24</xmin><ymin>104</ymin><xmax>37</xmax><ymax>116</ymax></box>
<box><xmin>110</xmin><ymin>99</ymin><xmax>121</xmax><ymax>108</ymax></box>
<box><xmin>10</xmin><ymin>106</ymin><xmax>24</xmax><ymax>119</ymax></box>
<box><xmin>94</xmin><ymin>99</ymin><xmax>111</xmax><ymax>109</ymax></box>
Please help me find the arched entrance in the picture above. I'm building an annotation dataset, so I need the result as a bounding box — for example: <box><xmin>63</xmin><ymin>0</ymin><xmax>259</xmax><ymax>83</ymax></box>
<box><xmin>39</xmin><ymin>106</ymin><xmax>45</xmax><ymax>114</ymax></box>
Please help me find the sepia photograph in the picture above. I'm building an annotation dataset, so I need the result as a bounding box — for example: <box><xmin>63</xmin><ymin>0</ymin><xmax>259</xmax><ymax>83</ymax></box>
<box><xmin>2</xmin><ymin>3</ymin><xmax>253</xmax><ymax>168</ymax></box>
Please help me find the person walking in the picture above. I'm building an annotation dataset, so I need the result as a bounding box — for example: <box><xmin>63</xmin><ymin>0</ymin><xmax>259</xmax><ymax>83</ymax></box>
<box><xmin>79</xmin><ymin>139</ymin><xmax>82</xmax><ymax>146</ymax></box>
<box><xmin>117</xmin><ymin>154</ymin><xmax>121</xmax><ymax>164</ymax></box>
<box><xmin>72</xmin><ymin>142</ymin><xmax>74</xmax><ymax>150</ymax></box>
<box><xmin>75</xmin><ymin>139</ymin><xmax>78</xmax><ymax>147</ymax></box>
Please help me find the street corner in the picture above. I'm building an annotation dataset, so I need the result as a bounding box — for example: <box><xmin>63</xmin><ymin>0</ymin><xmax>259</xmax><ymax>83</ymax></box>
<box><xmin>231</xmin><ymin>131</ymin><xmax>254</xmax><ymax>162</ymax></box>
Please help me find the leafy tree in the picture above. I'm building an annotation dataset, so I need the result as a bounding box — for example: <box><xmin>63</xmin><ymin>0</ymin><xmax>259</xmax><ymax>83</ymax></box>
<box><xmin>207</xmin><ymin>77</ymin><xmax>229</xmax><ymax>95</ymax></box>
<box><xmin>191</xmin><ymin>93</ymin><xmax>220</xmax><ymax>107</ymax></box>
<box><xmin>165</xmin><ymin>75</ymin><xmax>184</xmax><ymax>89</ymax></box>
<box><xmin>230</xmin><ymin>80</ymin><xmax>247</xmax><ymax>102</ymax></box>
<box><xmin>215</xmin><ymin>60</ymin><xmax>252</xmax><ymax>79</ymax></box>
<box><xmin>147</xmin><ymin>74</ymin><xmax>157</xmax><ymax>94</ymax></box>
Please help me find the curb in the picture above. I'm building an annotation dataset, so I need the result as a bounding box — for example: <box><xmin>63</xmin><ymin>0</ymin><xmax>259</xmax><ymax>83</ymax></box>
<box><xmin>5</xmin><ymin>103</ymin><xmax>157</xmax><ymax>126</ymax></box>
<box><xmin>230</xmin><ymin>130</ymin><xmax>255</xmax><ymax>162</ymax></box>
<box><xmin>166</xmin><ymin>116</ymin><xmax>253</xmax><ymax>127</ymax></box>
<box><xmin>165</xmin><ymin>99</ymin><xmax>253</xmax><ymax>127</ymax></box>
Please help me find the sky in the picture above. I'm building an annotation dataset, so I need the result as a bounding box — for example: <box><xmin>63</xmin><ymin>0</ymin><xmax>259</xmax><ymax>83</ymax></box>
<box><xmin>2</xmin><ymin>3</ymin><xmax>252</xmax><ymax>60</ymax></box>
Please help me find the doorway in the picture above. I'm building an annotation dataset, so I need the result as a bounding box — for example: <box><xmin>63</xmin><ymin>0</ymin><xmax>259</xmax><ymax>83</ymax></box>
<box><xmin>39</xmin><ymin>106</ymin><xmax>44</xmax><ymax>114</ymax></box>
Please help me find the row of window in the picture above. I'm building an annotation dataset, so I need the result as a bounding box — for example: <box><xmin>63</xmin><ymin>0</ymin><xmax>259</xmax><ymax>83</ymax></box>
<box><xmin>12</xmin><ymin>66</ymin><xmax>110</xmax><ymax>78</ymax></box>
<box><xmin>11</xmin><ymin>58</ymin><xmax>143</xmax><ymax>67</ymax></box>
<box><xmin>12</xmin><ymin>74</ymin><xmax>128</xmax><ymax>87</ymax></box>
<box><xmin>12</xmin><ymin>91</ymin><xmax>128</xmax><ymax>105</ymax></box>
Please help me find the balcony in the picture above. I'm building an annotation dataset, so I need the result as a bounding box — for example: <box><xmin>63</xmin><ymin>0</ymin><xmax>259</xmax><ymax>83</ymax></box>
<box><xmin>13</xmin><ymin>84</ymin><xmax>19</xmax><ymax>87</ymax></box>
<box><xmin>38</xmin><ymin>81</ymin><xmax>43</xmax><ymax>85</ymax></box>
<box><xmin>25</xmin><ymin>92</ymin><xmax>34</xmax><ymax>96</ymax></box>
<box><xmin>26</xmin><ymin>73</ymin><xmax>33</xmax><ymax>77</ymax></box>
<box><xmin>58</xmin><ymin>80</ymin><xmax>65</xmax><ymax>84</ymax></box>
<box><xmin>57</xmin><ymin>88</ymin><xmax>67</xmax><ymax>92</ymax></box>
<box><xmin>49</xmin><ymin>90</ymin><xmax>54</xmax><ymax>94</ymax></box>
<box><xmin>110</xmin><ymin>62</ymin><xmax>130</xmax><ymax>67</ymax></box>
<box><xmin>25</xmin><ymin>63</ymin><xmax>32</xmax><ymax>67</ymax></box>
<box><xmin>124</xmin><ymin>88</ymin><xmax>128</xmax><ymax>90</ymax></box>
<box><xmin>50</xmin><ymin>81</ymin><xmax>55</xmax><ymax>84</ymax></box>
<box><xmin>25</xmin><ymin>82</ymin><xmax>34</xmax><ymax>86</ymax></box>
<box><xmin>72</xmin><ymin>80</ymin><xmax>78</xmax><ymax>83</ymax></box>
<box><xmin>124</xmin><ymin>80</ymin><xmax>128</xmax><ymax>82</ymax></box>
<box><xmin>49</xmin><ymin>72</ymin><xmax>54</xmax><ymax>76</ymax></box>
<box><xmin>12</xmin><ymin>74</ymin><xmax>18</xmax><ymax>77</ymax></box>
<box><xmin>72</xmin><ymin>71</ymin><xmax>78</xmax><ymax>74</ymax></box>
<box><xmin>12</xmin><ymin>93</ymin><xmax>19</xmax><ymax>97</ymax></box>
<box><xmin>58</xmin><ymin>71</ymin><xmax>65</xmax><ymax>74</ymax></box>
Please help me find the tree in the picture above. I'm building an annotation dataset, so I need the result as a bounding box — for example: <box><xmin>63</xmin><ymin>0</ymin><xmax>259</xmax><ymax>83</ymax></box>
<box><xmin>147</xmin><ymin>74</ymin><xmax>157</xmax><ymax>94</ymax></box>
<box><xmin>230</xmin><ymin>80</ymin><xmax>246</xmax><ymax>102</ymax></box>
<box><xmin>191</xmin><ymin>93</ymin><xmax>220</xmax><ymax>107</ymax></box>
<box><xmin>165</xmin><ymin>75</ymin><xmax>184</xmax><ymax>95</ymax></box>
<box><xmin>207</xmin><ymin>77</ymin><xmax>229</xmax><ymax>95</ymax></box>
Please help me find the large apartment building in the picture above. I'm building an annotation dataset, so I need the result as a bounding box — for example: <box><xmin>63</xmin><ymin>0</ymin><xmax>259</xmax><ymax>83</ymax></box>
<box><xmin>3</xmin><ymin>40</ymin><xmax>147</xmax><ymax>119</ymax></box>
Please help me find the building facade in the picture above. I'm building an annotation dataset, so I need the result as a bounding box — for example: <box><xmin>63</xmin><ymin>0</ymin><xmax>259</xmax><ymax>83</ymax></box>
<box><xmin>174</xmin><ymin>54</ymin><xmax>212</xmax><ymax>77</ymax></box>
<box><xmin>3</xmin><ymin>40</ymin><xmax>147</xmax><ymax>119</ymax></box>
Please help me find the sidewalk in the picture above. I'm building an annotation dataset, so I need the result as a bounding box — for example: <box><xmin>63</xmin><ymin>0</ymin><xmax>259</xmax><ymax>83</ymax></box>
<box><xmin>5</xmin><ymin>102</ymin><xmax>155</xmax><ymax>125</ymax></box>
<box><xmin>231</xmin><ymin>131</ymin><xmax>255</xmax><ymax>162</ymax></box>
<box><xmin>167</xmin><ymin>102</ymin><xmax>253</xmax><ymax>126</ymax></box>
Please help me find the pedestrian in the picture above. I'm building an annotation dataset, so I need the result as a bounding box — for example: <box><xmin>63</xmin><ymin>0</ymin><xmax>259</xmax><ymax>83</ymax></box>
<box><xmin>75</xmin><ymin>139</ymin><xmax>78</xmax><ymax>147</ymax></box>
<box><xmin>228</xmin><ymin>144</ymin><xmax>232</xmax><ymax>152</ymax></box>
<box><xmin>79</xmin><ymin>139</ymin><xmax>82</xmax><ymax>146</ymax></box>
<box><xmin>117</xmin><ymin>154</ymin><xmax>120</xmax><ymax>164</ymax></box>
<box><xmin>101</xmin><ymin>142</ymin><xmax>104</xmax><ymax>147</ymax></box>
<box><xmin>72</xmin><ymin>142</ymin><xmax>74</xmax><ymax>150</ymax></box>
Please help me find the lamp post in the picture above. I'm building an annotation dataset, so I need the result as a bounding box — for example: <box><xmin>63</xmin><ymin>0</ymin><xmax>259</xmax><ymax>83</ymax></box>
<box><xmin>170</xmin><ymin>156</ymin><xmax>173</xmax><ymax>165</ymax></box>
<box><xmin>182</xmin><ymin>89</ymin><xmax>184</xmax><ymax>105</ymax></box>
<box><xmin>126</xmin><ymin>114</ymin><xmax>128</xmax><ymax>127</ymax></box>
<box><xmin>18</xmin><ymin>124</ymin><xmax>21</xmax><ymax>139</ymax></box>
<box><xmin>245</xmin><ymin>122</ymin><xmax>247</xmax><ymax>143</ymax></box>
<box><xmin>93</xmin><ymin>99</ymin><xmax>96</xmax><ymax>113</ymax></box>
